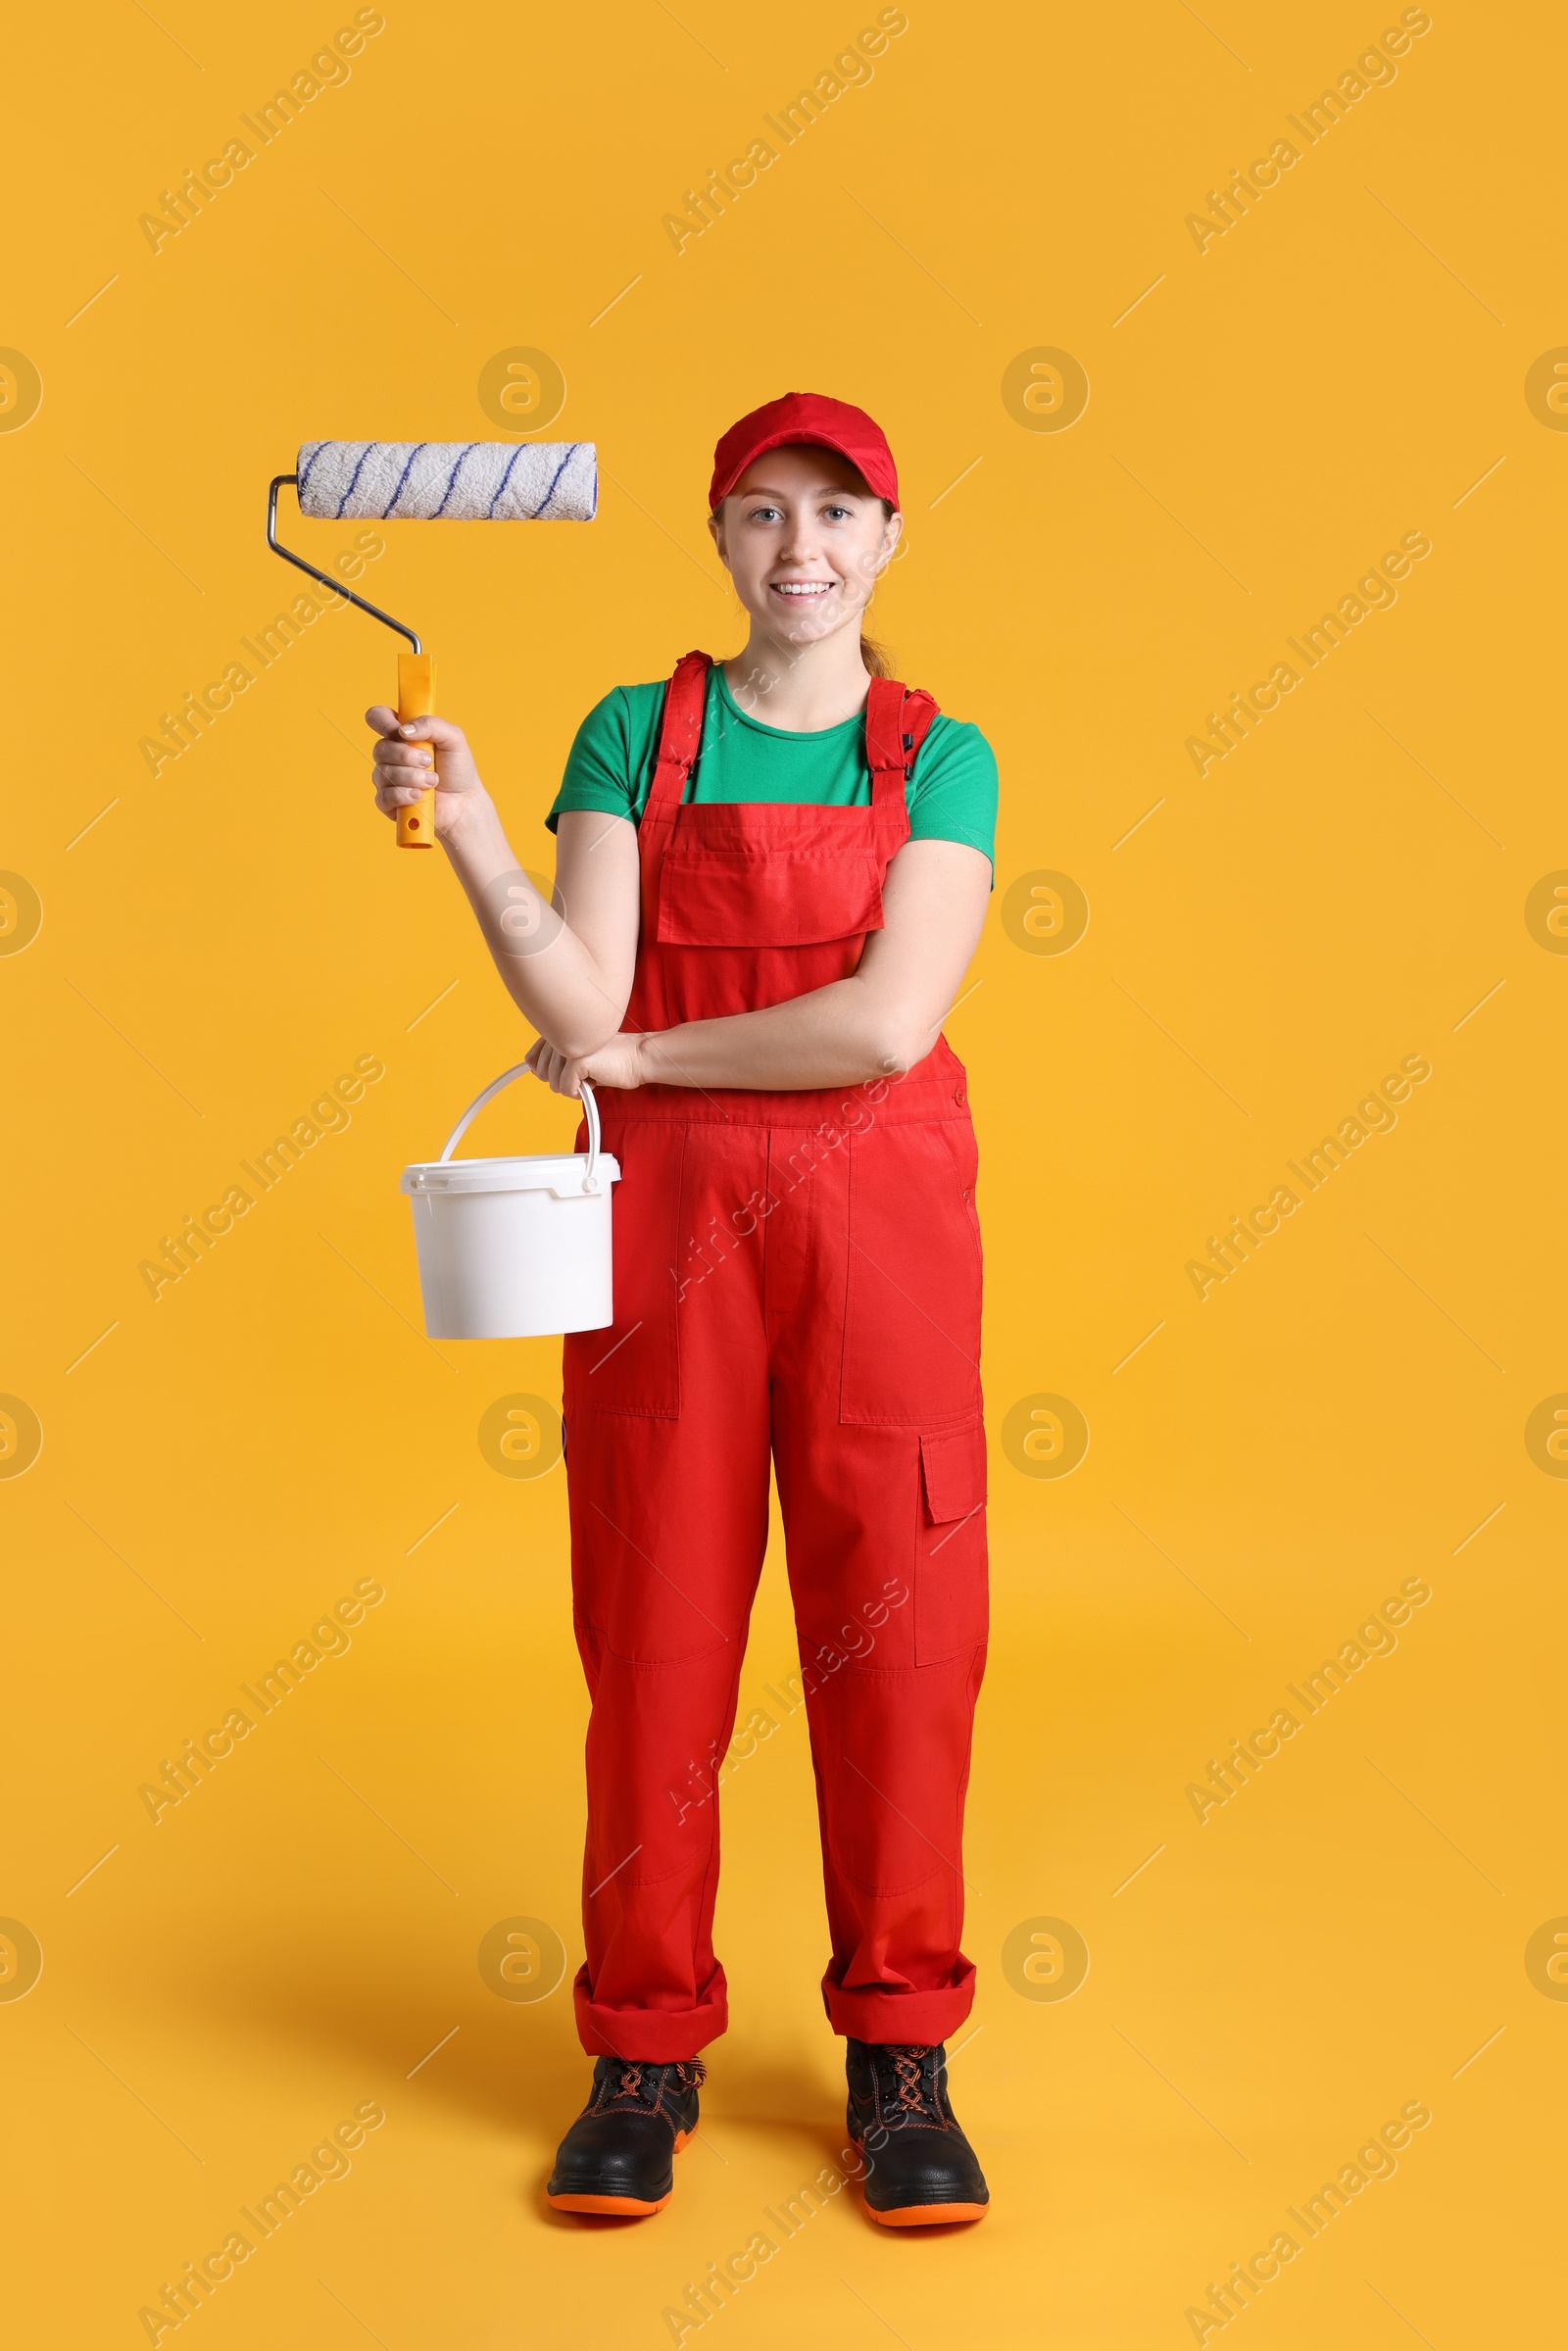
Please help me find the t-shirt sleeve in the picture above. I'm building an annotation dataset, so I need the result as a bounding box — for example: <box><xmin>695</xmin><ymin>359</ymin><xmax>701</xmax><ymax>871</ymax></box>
<box><xmin>546</xmin><ymin>687</ymin><xmax>641</xmax><ymax>832</ymax></box>
<box><xmin>906</xmin><ymin>715</ymin><xmax>998</xmax><ymax>876</ymax></box>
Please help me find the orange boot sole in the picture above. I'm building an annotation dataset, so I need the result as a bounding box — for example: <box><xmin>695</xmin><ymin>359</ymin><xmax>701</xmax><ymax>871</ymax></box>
<box><xmin>865</xmin><ymin>2197</ymin><xmax>990</xmax><ymax>2227</ymax></box>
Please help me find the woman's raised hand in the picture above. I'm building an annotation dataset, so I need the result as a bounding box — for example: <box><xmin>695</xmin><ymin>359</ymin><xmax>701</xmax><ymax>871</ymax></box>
<box><xmin>365</xmin><ymin>707</ymin><xmax>490</xmax><ymax>840</ymax></box>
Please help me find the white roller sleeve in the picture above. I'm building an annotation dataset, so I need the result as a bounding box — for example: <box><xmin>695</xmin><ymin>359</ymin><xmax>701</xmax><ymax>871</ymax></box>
<box><xmin>296</xmin><ymin>440</ymin><xmax>597</xmax><ymax>521</ymax></box>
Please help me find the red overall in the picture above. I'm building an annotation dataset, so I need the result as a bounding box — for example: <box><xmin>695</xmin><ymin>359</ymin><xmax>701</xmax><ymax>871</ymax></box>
<box><xmin>563</xmin><ymin>652</ymin><xmax>987</xmax><ymax>2060</ymax></box>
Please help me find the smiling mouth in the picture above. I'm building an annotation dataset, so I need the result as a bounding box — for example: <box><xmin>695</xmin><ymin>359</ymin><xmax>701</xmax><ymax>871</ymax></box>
<box><xmin>769</xmin><ymin>579</ymin><xmax>836</xmax><ymax>598</ymax></box>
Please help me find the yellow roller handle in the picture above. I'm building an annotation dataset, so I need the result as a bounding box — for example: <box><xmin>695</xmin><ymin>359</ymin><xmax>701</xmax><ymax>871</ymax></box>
<box><xmin>396</xmin><ymin>651</ymin><xmax>437</xmax><ymax>849</ymax></box>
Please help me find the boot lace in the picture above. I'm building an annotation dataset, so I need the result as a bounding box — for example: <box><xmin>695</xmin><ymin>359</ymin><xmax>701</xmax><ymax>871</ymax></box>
<box><xmin>882</xmin><ymin>2044</ymin><xmax>939</xmax><ymax>2121</ymax></box>
<box><xmin>609</xmin><ymin>2057</ymin><xmax>707</xmax><ymax>2106</ymax></box>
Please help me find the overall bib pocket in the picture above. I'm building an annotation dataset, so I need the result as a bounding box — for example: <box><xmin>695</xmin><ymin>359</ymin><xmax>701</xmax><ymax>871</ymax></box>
<box><xmin>658</xmin><ymin>839</ymin><xmax>884</xmax><ymax>948</ymax></box>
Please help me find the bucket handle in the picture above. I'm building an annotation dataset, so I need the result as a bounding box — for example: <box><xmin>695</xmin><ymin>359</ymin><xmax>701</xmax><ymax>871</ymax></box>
<box><xmin>438</xmin><ymin>1065</ymin><xmax>601</xmax><ymax>1190</ymax></box>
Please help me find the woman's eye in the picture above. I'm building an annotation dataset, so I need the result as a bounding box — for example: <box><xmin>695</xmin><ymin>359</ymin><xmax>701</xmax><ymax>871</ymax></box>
<box><xmin>748</xmin><ymin>505</ymin><xmax>783</xmax><ymax>523</ymax></box>
<box><xmin>823</xmin><ymin>505</ymin><xmax>852</xmax><ymax>521</ymax></box>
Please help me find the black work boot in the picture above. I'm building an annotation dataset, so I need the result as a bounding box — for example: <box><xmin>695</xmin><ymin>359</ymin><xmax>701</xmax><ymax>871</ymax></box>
<box><xmin>846</xmin><ymin>2040</ymin><xmax>990</xmax><ymax>2226</ymax></box>
<box><xmin>546</xmin><ymin>2056</ymin><xmax>705</xmax><ymax>2216</ymax></box>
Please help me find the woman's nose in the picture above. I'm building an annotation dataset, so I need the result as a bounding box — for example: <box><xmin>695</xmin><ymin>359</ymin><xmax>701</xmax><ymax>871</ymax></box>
<box><xmin>777</xmin><ymin>517</ymin><xmax>820</xmax><ymax>563</ymax></box>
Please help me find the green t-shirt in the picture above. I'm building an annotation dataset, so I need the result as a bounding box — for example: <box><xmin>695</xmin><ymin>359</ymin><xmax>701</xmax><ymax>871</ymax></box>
<box><xmin>547</xmin><ymin>663</ymin><xmax>997</xmax><ymax>872</ymax></box>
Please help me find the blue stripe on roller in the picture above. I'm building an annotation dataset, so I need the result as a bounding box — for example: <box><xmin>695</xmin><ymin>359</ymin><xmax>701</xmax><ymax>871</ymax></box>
<box><xmin>487</xmin><ymin>443</ymin><xmax>526</xmax><ymax>517</ymax></box>
<box><xmin>297</xmin><ymin>442</ymin><xmax>327</xmax><ymax>501</ymax></box>
<box><xmin>430</xmin><ymin>443</ymin><xmax>476</xmax><ymax>517</ymax></box>
<box><xmin>384</xmin><ymin>442</ymin><xmax>427</xmax><ymax>518</ymax></box>
<box><xmin>532</xmin><ymin>445</ymin><xmax>576</xmax><ymax>519</ymax></box>
<box><xmin>333</xmin><ymin>442</ymin><xmax>374</xmax><ymax>519</ymax></box>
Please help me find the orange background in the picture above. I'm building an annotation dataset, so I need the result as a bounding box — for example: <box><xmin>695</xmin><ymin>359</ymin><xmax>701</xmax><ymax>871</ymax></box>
<box><xmin>2</xmin><ymin>2</ymin><xmax>1562</xmax><ymax>2344</ymax></box>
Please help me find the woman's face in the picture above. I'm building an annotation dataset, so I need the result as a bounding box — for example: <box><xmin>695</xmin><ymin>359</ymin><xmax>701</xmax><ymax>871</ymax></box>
<box><xmin>709</xmin><ymin>444</ymin><xmax>902</xmax><ymax>650</ymax></box>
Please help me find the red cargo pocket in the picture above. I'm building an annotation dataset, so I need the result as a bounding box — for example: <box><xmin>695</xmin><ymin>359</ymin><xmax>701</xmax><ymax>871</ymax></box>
<box><xmin>563</xmin><ymin>1122</ymin><xmax>684</xmax><ymax>1418</ymax></box>
<box><xmin>915</xmin><ymin>1418</ymin><xmax>989</xmax><ymax>1663</ymax></box>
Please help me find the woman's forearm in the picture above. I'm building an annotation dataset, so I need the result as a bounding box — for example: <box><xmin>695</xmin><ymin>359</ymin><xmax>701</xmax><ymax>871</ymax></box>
<box><xmin>638</xmin><ymin>975</ymin><xmax>929</xmax><ymax>1092</ymax></box>
<box><xmin>441</xmin><ymin>799</ymin><xmax>629</xmax><ymax>1057</ymax></box>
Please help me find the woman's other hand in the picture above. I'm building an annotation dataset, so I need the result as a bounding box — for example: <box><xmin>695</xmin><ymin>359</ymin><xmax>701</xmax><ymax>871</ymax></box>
<box><xmin>523</xmin><ymin>1032</ymin><xmax>652</xmax><ymax>1095</ymax></box>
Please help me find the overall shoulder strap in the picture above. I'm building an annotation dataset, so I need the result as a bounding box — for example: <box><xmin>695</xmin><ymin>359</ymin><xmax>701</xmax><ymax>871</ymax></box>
<box><xmin>864</xmin><ymin>677</ymin><xmax>943</xmax><ymax>811</ymax></box>
<box><xmin>646</xmin><ymin>651</ymin><xmax>712</xmax><ymax>814</ymax></box>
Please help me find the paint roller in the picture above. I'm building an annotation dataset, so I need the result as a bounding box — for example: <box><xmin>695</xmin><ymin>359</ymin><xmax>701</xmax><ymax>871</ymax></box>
<box><xmin>267</xmin><ymin>440</ymin><xmax>598</xmax><ymax>846</ymax></box>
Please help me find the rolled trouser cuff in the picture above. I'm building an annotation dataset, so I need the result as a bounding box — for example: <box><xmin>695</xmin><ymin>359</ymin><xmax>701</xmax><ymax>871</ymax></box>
<box><xmin>820</xmin><ymin>1957</ymin><xmax>976</xmax><ymax>2045</ymax></box>
<box><xmin>573</xmin><ymin>1964</ymin><xmax>728</xmax><ymax>2060</ymax></box>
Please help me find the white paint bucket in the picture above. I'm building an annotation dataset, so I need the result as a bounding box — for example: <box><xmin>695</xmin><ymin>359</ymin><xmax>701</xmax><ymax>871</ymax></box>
<box><xmin>400</xmin><ymin>1065</ymin><xmax>620</xmax><ymax>1340</ymax></box>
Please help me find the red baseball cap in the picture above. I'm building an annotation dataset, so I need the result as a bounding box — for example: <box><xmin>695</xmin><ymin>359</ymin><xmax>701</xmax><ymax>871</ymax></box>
<box><xmin>709</xmin><ymin>392</ymin><xmax>900</xmax><ymax>513</ymax></box>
